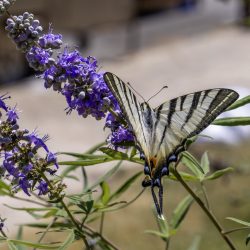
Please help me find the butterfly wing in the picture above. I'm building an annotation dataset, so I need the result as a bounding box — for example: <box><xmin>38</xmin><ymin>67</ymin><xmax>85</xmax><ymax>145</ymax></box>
<box><xmin>104</xmin><ymin>72</ymin><xmax>152</xmax><ymax>157</ymax></box>
<box><xmin>152</xmin><ymin>89</ymin><xmax>239</xmax><ymax>170</ymax></box>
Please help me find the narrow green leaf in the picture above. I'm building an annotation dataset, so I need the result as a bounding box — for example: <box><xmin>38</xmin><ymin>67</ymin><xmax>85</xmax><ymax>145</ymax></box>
<box><xmin>213</xmin><ymin>117</ymin><xmax>250</xmax><ymax>126</ymax></box>
<box><xmin>157</xmin><ymin>216</ymin><xmax>169</xmax><ymax>235</ymax></box>
<box><xmin>100</xmin><ymin>181</ymin><xmax>110</xmax><ymax>205</ymax></box>
<box><xmin>24</xmin><ymin>222</ymin><xmax>69</xmax><ymax>228</ymax></box>
<box><xmin>58</xmin><ymin>230</ymin><xmax>75</xmax><ymax>250</ymax></box>
<box><xmin>246</xmin><ymin>234</ymin><xmax>250</xmax><ymax>246</ymax></box>
<box><xmin>168</xmin><ymin>171</ymin><xmax>199</xmax><ymax>182</ymax></box>
<box><xmin>226</xmin><ymin>217</ymin><xmax>250</xmax><ymax>227</ymax></box>
<box><xmin>7</xmin><ymin>241</ymin><xmax>18</xmax><ymax>250</ymax></box>
<box><xmin>226</xmin><ymin>95</ymin><xmax>250</xmax><ymax>111</ymax></box>
<box><xmin>0</xmin><ymin>236</ymin><xmax>7</xmax><ymax>241</ymax></box>
<box><xmin>59</xmin><ymin>158</ymin><xmax>113</xmax><ymax>167</ymax></box>
<box><xmin>109</xmin><ymin>171</ymin><xmax>142</xmax><ymax>201</ymax></box>
<box><xmin>59</xmin><ymin>152</ymin><xmax>108</xmax><ymax>160</ymax></box>
<box><xmin>0</xmin><ymin>179</ymin><xmax>11</xmax><ymax>192</ymax></box>
<box><xmin>181</xmin><ymin>152</ymin><xmax>204</xmax><ymax>178</ymax></box>
<box><xmin>205</xmin><ymin>167</ymin><xmax>233</xmax><ymax>180</ymax></box>
<box><xmin>6</xmin><ymin>239</ymin><xmax>60</xmax><ymax>249</ymax></box>
<box><xmin>16</xmin><ymin>226</ymin><xmax>23</xmax><ymax>240</ymax></box>
<box><xmin>99</xmin><ymin>147</ymin><xmax>129</xmax><ymax>160</ymax></box>
<box><xmin>200</xmin><ymin>152</ymin><xmax>210</xmax><ymax>175</ymax></box>
<box><xmin>171</xmin><ymin>195</ymin><xmax>193</xmax><ymax>230</ymax></box>
<box><xmin>144</xmin><ymin>230</ymin><xmax>168</xmax><ymax>239</ymax></box>
<box><xmin>130</xmin><ymin>147</ymin><xmax>137</xmax><ymax>159</ymax></box>
<box><xmin>187</xmin><ymin>236</ymin><xmax>201</xmax><ymax>250</ymax></box>
<box><xmin>4</xmin><ymin>205</ymin><xmax>58</xmax><ymax>213</ymax></box>
<box><xmin>87</xmin><ymin>161</ymin><xmax>122</xmax><ymax>191</ymax></box>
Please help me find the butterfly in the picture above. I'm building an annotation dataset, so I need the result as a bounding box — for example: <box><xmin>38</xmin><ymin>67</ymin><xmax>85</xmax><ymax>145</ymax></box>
<box><xmin>103</xmin><ymin>72</ymin><xmax>239</xmax><ymax>218</ymax></box>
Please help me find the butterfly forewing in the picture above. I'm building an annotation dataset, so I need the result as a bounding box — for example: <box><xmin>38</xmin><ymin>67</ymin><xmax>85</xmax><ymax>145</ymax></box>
<box><xmin>153</xmin><ymin>89</ymin><xmax>239</xmax><ymax>164</ymax></box>
<box><xmin>104</xmin><ymin>72</ymin><xmax>152</xmax><ymax>157</ymax></box>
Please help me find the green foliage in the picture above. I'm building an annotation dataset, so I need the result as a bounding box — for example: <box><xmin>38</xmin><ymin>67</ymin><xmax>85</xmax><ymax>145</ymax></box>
<box><xmin>145</xmin><ymin>195</ymin><xmax>193</xmax><ymax>242</ymax></box>
<box><xmin>213</xmin><ymin>117</ymin><xmax>250</xmax><ymax>126</ymax></box>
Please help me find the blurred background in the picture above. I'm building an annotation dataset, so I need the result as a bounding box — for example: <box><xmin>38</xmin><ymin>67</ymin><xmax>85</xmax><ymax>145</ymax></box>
<box><xmin>0</xmin><ymin>0</ymin><xmax>250</xmax><ymax>249</ymax></box>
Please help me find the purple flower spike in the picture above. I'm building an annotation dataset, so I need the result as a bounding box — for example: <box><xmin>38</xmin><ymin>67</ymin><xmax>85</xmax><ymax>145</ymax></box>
<box><xmin>0</xmin><ymin>96</ymin><xmax>59</xmax><ymax>196</ymax></box>
<box><xmin>37</xmin><ymin>181</ymin><xmax>48</xmax><ymax>195</ymax></box>
<box><xmin>39</xmin><ymin>33</ymin><xmax>62</xmax><ymax>49</ymax></box>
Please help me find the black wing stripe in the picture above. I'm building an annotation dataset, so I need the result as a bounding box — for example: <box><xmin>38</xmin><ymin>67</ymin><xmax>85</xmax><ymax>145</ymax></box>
<box><xmin>201</xmin><ymin>89</ymin><xmax>211</xmax><ymax>105</ymax></box>
<box><xmin>158</xmin><ymin>98</ymin><xmax>177</xmax><ymax>149</ymax></box>
<box><xmin>180</xmin><ymin>95</ymin><xmax>187</xmax><ymax>110</ymax></box>
<box><xmin>183</xmin><ymin>91</ymin><xmax>201</xmax><ymax>126</ymax></box>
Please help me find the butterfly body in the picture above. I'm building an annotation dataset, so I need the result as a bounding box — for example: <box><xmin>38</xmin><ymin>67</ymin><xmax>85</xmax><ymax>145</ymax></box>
<box><xmin>104</xmin><ymin>72</ymin><xmax>239</xmax><ymax>217</ymax></box>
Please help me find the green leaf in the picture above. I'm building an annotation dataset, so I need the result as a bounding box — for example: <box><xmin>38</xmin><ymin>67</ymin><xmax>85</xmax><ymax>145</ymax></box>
<box><xmin>58</xmin><ymin>230</ymin><xmax>75</xmax><ymax>250</ymax></box>
<box><xmin>157</xmin><ymin>216</ymin><xmax>169</xmax><ymax>235</ymax></box>
<box><xmin>226</xmin><ymin>95</ymin><xmax>250</xmax><ymax>111</ymax></box>
<box><xmin>181</xmin><ymin>152</ymin><xmax>204</xmax><ymax>178</ymax></box>
<box><xmin>86</xmin><ymin>161</ymin><xmax>122</xmax><ymax>191</ymax></box>
<box><xmin>60</xmin><ymin>157</ymin><xmax>113</xmax><ymax>178</ymax></box>
<box><xmin>0</xmin><ymin>179</ymin><xmax>11</xmax><ymax>192</ymax></box>
<box><xmin>100</xmin><ymin>181</ymin><xmax>110</xmax><ymax>205</ymax></box>
<box><xmin>144</xmin><ymin>230</ymin><xmax>168</xmax><ymax>239</ymax></box>
<box><xmin>6</xmin><ymin>239</ymin><xmax>60</xmax><ymax>249</ymax></box>
<box><xmin>187</xmin><ymin>236</ymin><xmax>201</xmax><ymax>250</ymax></box>
<box><xmin>168</xmin><ymin>171</ymin><xmax>199</xmax><ymax>182</ymax></box>
<box><xmin>226</xmin><ymin>217</ymin><xmax>250</xmax><ymax>227</ymax></box>
<box><xmin>59</xmin><ymin>152</ymin><xmax>109</xmax><ymax>160</ymax></box>
<box><xmin>200</xmin><ymin>152</ymin><xmax>210</xmax><ymax>175</ymax></box>
<box><xmin>109</xmin><ymin>171</ymin><xmax>142</xmax><ymax>201</ymax></box>
<box><xmin>205</xmin><ymin>167</ymin><xmax>233</xmax><ymax>180</ymax></box>
<box><xmin>7</xmin><ymin>241</ymin><xmax>18</xmax><ymax>250</ymax></box>
<box><xmin>213</xmin><ymin>117</ymin><xmax>250</xmax><ymax>126</ymax></box>
<box><xmin>99</xmin><ymin>147</ymin><xmax>129</xmax><ymax>160</ymax></box>
<box><xmin>24</xmin><ymin>222</ymin><xmax>69</xmax><ymax>229</ymax></box>
<box><xmin>130</xmin><ymin>147</ymin><xmax>137</xmax><ymax>159</ymax></box>
<box><xmin>246</xmin><ymin>234</ymin><xmax>250</xmax><ymax>246</ymax></box>
<box><xmin>59</xmin><ymin>158</ymin><xmax>113</xmax><ymax>167</ymax></box>
<box><xmin>4</xmin><ymin>205</ymin><xmax>58</xmax><ymax>213</ymax></box>
<box><xmin>171</xmin><ymin>195</ymin><xmax>193</xmax><ymax>230</ymax></box>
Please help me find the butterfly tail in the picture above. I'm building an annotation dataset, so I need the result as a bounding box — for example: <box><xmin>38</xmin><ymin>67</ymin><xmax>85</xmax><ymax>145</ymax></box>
<box><xmin>151</xmin><ymin>184</ymin><xmax>164</xmax><ymax>218</ymax></box>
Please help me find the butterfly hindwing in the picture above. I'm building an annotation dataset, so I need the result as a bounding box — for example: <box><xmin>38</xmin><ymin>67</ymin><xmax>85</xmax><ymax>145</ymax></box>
<box><xmin>153</xmin><ymin>89</ymin><xmax>239</xmax><ymax>165</ymax></box>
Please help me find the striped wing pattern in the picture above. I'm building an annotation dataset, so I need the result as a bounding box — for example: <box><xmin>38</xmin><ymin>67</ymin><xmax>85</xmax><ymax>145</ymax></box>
<box><xmin>104</xmin><ymin>72</ymin><xmax>239</xmax><ymax>173</ymax></box>
<box><xmin>153</xmin><ymin>89</ymin><xmax>239</xmax><ymax>166</ymax></box>
<box><xmin>104</xmin><ymin>72</ymin><xmax>152</xmax><ymax>157</ymax></box>
<box><xmin>104</xmin><ymin>72</ymin><xmax>239</xmax><ymax>217</ymax></box>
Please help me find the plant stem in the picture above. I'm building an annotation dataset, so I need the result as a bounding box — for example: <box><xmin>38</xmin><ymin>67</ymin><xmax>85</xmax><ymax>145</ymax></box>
<box><xmin>200</xmin><ymin>181</ymin><xmax>210</xmax><ymax>209</ymax></box>
<box><xmin>172</xmin><ymin>168</ymin><xmax>236</xmax><ymax>250</ymax></box>
<box><xmin>84</xmin><ymin>224</ymin><xmax>120</xmax><ymax>250</ymax></box>
<box><xmin>33</xmin><ymin>217</ymin><xmax>58</xmax><ymax>250</ymax></box>
<box><xmin>100</xmin><ymin>212</ymin><xmax>105</xmax><ymax>235</ymax></box>
<box><xmin>223</xmin><ymin>226</ymin><xmax>250</xmax><ymax>234</ymax></box>
<box><xmin>165</xmin><ymin>238</ymin><xmax>170</xmax><ymax>250</ymax></box>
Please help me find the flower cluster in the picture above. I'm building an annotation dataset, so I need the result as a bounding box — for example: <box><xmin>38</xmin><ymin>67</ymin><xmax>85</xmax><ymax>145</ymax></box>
<box><xmin>0</xmin><ymin>0</ymin><xmax>16</xmax><ymax>16</ymax></box>
<box><xmin>105</xmin><ymin>105</ymin><xmax>134</xmax><ymax>147</ymax></box>
<box><xmin>5</xmin><ymin>12</ymin><xmax>43</xmax><ymax>52</ymax></box>
<box><xmin>4</xmin><ymin>11</ymin><xmax>135</xmax><ymax>148</ymax></box>
<box><xmin>0</xmin><ymin>95</ymin><xmax>59</xmax><ymax>196</ymax></box>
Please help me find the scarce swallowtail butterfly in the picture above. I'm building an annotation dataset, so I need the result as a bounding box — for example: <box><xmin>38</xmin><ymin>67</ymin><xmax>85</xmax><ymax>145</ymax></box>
<box><xmin>104</xmin><ymin>72</ymin><xmax>239</xmax><ymax>218</ymax></box>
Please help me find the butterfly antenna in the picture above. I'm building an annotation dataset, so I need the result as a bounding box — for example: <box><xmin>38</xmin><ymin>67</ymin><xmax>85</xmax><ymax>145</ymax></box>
<box><xmin>147</xmin><ymin>85</ymin><xmax>168</xmax><ymax>103</ymax></box>
<box><xmin>127</xmin><ymin>82</ymin><xmax>146</xmax><ymax>102</ymax></box>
